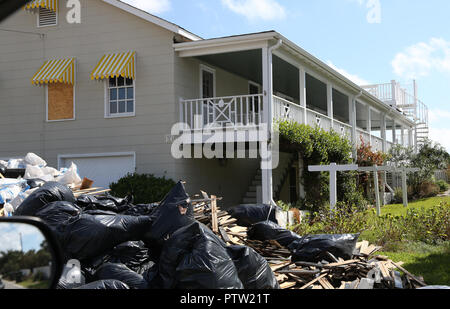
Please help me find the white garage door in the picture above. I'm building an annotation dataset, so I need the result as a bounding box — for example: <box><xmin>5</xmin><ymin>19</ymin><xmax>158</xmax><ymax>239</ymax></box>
<box><xmin>58</xmin><ymin>153</ymin><xmax>136</xmax><ymax>189</ymax></box>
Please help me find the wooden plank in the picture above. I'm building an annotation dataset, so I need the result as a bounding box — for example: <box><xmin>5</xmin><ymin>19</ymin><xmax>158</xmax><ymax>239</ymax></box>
<box><xmin>299</xmin><ymin>273</ymin><xmax>329</xmax><ymax>290</ymax></box>
<box><xmin>391</xmin><ymin>261</ymin><xmax>426</xmax><ymax>287</ymax></box>
<box><xmin>219</xmin><ymin>227</ymin><xmax>231</xmax><ymax>243</ymax></box>
<box><xmin>277</xmin><ymin>269</ymin><xmax>321</xmax><ymax>276</ymax></box>
<box><xmin>0</xmin><ymin>172</ymin><xmax>5</xmax><ymax>179</ymax></box>
<box><xmin>270</xmin><ymin>261</ymin><xmax>293</xmax><ymax>273</ymax></box>
<box><xmin>280</xmin><ymin>282</ymin><xmax>297</xmax><ymax>290</ymax></box>
<box><xmin>326</xmin><ymin>260</ymin><xmax>360</xmax><ymax>268</ymax></box>
<box><xmin>359</xmin><ymin>241</ymin><xmax>369</xmax><ymax>255</ymax></box>
<box><xmin>211</xmin><ymin>195</ymin><xmax>218</xmax><ymax>233</ymax></box>
<box><xmin>318</xmin><ymin>278</ymin><xmax>334</xmax><ymax>290</ymax></box>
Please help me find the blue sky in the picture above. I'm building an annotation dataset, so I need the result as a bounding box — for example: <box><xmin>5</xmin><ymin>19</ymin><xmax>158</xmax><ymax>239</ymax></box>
<box><xmin>124</xmin><ymin>0</ymin><xmax>450</xmax><ymax>151</ymax></box>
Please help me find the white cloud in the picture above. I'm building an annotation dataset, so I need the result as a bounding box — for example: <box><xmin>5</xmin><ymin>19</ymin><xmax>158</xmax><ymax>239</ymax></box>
<box><xmin>122</xmin><ymin>0</ymin><xmax>171</xmax><ymax>14</ymax></box>
<box><xmin>221</xmin><ymin>0</ymin><xmax>286</xmax><ymax>21</ymax></box>
<box><xmin>392</xmin><ymin>38</ymin><xmax>450</xmax><ymax>79</ymax></box>
<box><xmin>326</xmin><ymin>61</ymin><xmax>370</xmax><ymax>86</ymax></box>
<box><xmin>429</xmin><ymin>127</ymin><xmax>450</xmax><ymax>153</ymax></box>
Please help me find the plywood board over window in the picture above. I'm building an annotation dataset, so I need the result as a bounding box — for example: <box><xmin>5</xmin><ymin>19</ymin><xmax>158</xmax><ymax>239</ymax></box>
<box><xmin>47</xmin><ymin>83</ymin><xmax>74</xmax><ymax>121</ymax></box>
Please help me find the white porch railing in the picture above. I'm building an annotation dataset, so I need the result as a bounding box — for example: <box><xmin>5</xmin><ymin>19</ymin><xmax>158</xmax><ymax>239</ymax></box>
<box><xmin>180</xmin><ymin>94</ymin><xmax>263</xmax><ymax>131</ymax></box>
<box><xmin>273</xmin><ymin>95</ymin><xmax>352</xmax><ymax>137</ymax></box>
<box><xmin>179</xmin><ymin>94</ymin><xmax>395</xmax><ymax>152</ymax></box>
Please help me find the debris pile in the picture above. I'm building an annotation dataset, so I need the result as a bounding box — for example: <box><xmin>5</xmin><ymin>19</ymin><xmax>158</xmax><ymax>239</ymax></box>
<box><xmin>0</xmin><ymin>153</ymin><xmax>108</xmax><ymax>217</ymax></box>
<box><xmin>194</xmin><ymin>202</ymin><xmax>428</xmax><ymax>290</ymax></box>
<box><xmin>2</xmin><ymin>156</ymin><xmax>429</xmax><ymax>289</ymax></box>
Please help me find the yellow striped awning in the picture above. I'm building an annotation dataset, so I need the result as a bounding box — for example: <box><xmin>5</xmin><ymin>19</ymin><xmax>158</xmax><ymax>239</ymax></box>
<box><xmin>91</xmin><ymin>51</ymin><xmax>136</xmax><ymax>80</ymax></box>
<box><xmin>24</xmin><ymin>0</ymin><xmax>59</xmax><ymax>13</ymax></box>
<box><xmin>31</xmin><ymin>58</ymin><xmax>76</xmax><ymax>85</ymax></box>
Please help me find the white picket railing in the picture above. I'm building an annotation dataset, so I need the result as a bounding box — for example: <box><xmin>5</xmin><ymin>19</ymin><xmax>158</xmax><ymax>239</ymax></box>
<box><xmin>180</xmin><ymin>94</ymin><xmax>263</xmax><ymax>131</ymax></box>
<box><xmin>180</xmin><ymin>94</ymin><xmax>393</xmax><ymax>151</ymax></box>
<box><xmin>273</xmin><ymin>95</ymin><xmax>352</xmax><ymax>137</ymax></box>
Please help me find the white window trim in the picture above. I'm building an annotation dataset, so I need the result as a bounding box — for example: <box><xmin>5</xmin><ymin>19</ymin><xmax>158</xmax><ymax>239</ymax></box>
<box><xmin>104</xmin><ymin>77</ymin><xmax>136</xmax><ymax>119</ymax></box>
<box><xmin>57</xmin><ymin>152</ymin><xmax>137</xmax><ymax>171</ymax></box>
<box><xmin>199</xmin><ymin>64</ymin><xmax>216</xmax><ymax>99</ymax></box>
<box><xmin>248</xmin><ymin>80</ymin><xmax>261</xmax><ymax>94</ymax></box>
<box><xmin>37</xmin><ymin>6</ymin><xmax>58</xmax><ymax>28</ymax></box>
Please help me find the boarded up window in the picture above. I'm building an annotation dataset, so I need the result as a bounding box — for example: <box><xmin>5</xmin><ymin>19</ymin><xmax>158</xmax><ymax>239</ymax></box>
<box><xmin>48</xmin><ymin>83</ymin><xmax>74</xmax><ymax>121</ymax></box>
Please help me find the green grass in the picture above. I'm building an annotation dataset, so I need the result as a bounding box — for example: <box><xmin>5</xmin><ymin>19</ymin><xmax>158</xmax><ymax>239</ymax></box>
<box><xmin>18</xmin><ymin>279</ymin><xmax>50</xmax><ymax>289</ymax></box>
<box><xmin>366</xmin><ymin>197</ymin><xmax>450</xmax><ymax>286</ymax></box>
<box><xmin>380</xmin><ymin>196</ymin><xmax>450</xmax><ymax>217</ymax></box>
<box><xmin>378</xmin><ymin>241</ymin><xmax>450</xmax><ymax>286</ymax></box>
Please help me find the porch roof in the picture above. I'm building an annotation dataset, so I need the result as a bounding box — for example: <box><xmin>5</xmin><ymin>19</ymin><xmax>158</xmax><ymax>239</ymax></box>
<box><xmin>174</xmin><ymin>31</ymin><xmax>416</xmax><ymax>128</ymax></box>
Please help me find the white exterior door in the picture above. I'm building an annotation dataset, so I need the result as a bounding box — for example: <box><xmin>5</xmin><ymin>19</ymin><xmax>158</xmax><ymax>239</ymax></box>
<box><xmin>58</xmin><ymin>152</ymin><xmax>136</xmax><ymax>189</ymax></box>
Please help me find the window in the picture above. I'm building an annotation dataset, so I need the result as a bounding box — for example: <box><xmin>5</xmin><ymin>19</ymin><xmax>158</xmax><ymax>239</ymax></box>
<box><xmin>106</xmin><ymin>76</ymin><xmax>135</xmax><ymax>117</ymax></box>
<box><xmin>200</xmin><ymin>65</ymin><xmax>215</xmax><ymax>99</ymax></box>
<box><xmin>47</xmin><ymin>83</ymin><xmax>75</xmax><ymax>121</ymax></box>
<box><xmin>38</xmin><ymin>7</ymin><xmax>57</xmax><ymax>27</ymax></box>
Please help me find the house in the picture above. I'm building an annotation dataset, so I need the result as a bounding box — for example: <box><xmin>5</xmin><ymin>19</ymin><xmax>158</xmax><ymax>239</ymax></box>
<box><xmin>0</xmin><ymin>0</ymin><xmax>427</xmax><ymax>207</ymax></box>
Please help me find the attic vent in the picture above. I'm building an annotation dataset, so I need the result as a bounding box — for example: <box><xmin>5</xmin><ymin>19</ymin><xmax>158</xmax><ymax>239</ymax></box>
<box><xmin>38</xmin><ymin>7</ymin><xmax>57</xmax><ymax>27</ymax></box>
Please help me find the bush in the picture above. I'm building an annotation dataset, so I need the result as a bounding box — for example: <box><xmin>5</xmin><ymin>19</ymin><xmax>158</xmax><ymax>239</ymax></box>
<box><xmin>417</xmin><ymin>181</ymin><xmax>440</xmax><ymax>199</ymax></box>
<box><xmin>109</xmin><ymin>173</ymin><xmax>176</xmax><ymax>204</ymax></box>
<box><xmin>277</xmin><ymin>120</ymin><xmax>362</xmax><ymax>212</ymax></box>
<box><xmin>436</xmin><ymin>180</ymin><xmax>449</xmax><ymax>193</ymax></box>
<box><xmin>394</xmin><ymin>188</ymin><xmax>403</xmax><ymax>204</ymax></box>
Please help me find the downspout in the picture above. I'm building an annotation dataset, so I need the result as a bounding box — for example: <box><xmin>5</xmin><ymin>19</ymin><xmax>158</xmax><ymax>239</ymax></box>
<box><xmin>266</xmin><ymin>39</ymin><xmax>283</xmax><ymax>212</ymax></box>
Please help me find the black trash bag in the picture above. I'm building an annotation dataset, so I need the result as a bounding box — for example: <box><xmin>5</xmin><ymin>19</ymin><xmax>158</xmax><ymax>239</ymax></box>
<box><xmin>59</xmin><ymin>213</ymin><xmax>152</xmax><ymax>262</ymax></box>
<box><xmin>226</xmin><ymin>245</ymin><xmax>279</xmax><ymax>290</ymax></box>
<box><xmin>247</xmin><ymin>221</ymin><xmax>302</xmax><ymax>247</ymax></box>
<box><xmin>94</xmin><ymin>263</ymin><xmax>149</xmax><ymax>289</ymax></box>
<box><xmin>288</xmin><ymin>234</ymin><xmax>360</xmax><ymax>263</ymax></box>
<box><xmin>76</xmin><ymin>280</ymin><xmax>130</xmax><ymax>290</ymax></box>
<box><xmin>108</xmin><ymin>241</ymin><xmax>151</xmax><ymax>273</ymax></box>
<box><xmin>76</xmin><ymin>194</ymin><xmax>133</xmax><ymax>213</ymax></box>
<box><xmin>122</xmin><ymin>203</ymin><xmax>159</xmax><ymax>217</ymax></box>
<box><xmin>35</xmin><ymin>201</ymin><xmax>82</xmax><ymax>228</ymax></box>
<box><xmin>26</xmin><ymin>178</ymin><xmax>46</xmax><ymax>189</ymax></box>
<box><xmin>228</xmin><ymin>204</ymin><xmax>280</xmax><ymax>227</ymax></box>
<box><xmin>146</xmin><ymin>181</ymin><xmax>194</xmax><ymax>244</ymax></box>
<box><xmin>152</xmin><ymin>221</ymin><xmax>243</xmax><ymax>289</ymax></box>
<box><xmin>15</xmin><ymin>182</ymin><xmax>75</xmax><ymax>216</ymax></box>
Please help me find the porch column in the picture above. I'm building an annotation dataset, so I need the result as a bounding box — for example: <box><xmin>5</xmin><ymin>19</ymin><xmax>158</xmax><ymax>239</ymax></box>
<box><xmin>408</xmin><ymin>128</ymin><xmax>414</xmax><ymax>148</ymax></box>
<box><xmin>400</xmin><ymin>126</ymin><xmax>406</xmax><ymax>147</ymax></box>
<box><xmin>350</xmin><ymin>96</ymin><xmax>357</xmax><ymax>156</ymax></box>
<box><xmin>261</xmin><ymin>45</ymin><xmax>274</xmax><ymax>205</ymax></box>
<box><xmin>392</xmin><ymin>120</ymin><xmax>397</xmax><ymax>144</ymax></box>
<box><xmin>299</xmin><ymin>67</ymin><xmax>307</xmax><ymax>124</ymax></box>
<box><xmin>327</xmin><ymin>83</ymin><xmax>333</xmax><ymax>125</ymax></box>
<box><xmin>381</xmin><ymin>114</ymin><xmax>387</xmax><ymax>152</ymax></box>
<box><xmin>368</xmin><ymin>108</ymin><xmax>372</xmax><ymax>146</ymax></box>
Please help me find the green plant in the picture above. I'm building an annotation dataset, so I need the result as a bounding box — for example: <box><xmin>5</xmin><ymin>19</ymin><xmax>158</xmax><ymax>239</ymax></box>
<box><xmin>277</xmin><ymin>120</ymin><xmax>363</xmax><ymax>212</ymax></box>
<box><xmin>109</xmin><ymin>173</ymin><xmax>176</xmax><ymax>204</ymax></box>
<box><xmin>394</xmin><ymin>188</ymin><xmax>403</xmax><ymax>204</ymax></box>
<box><xmin>389</xmin><ymin>140</ymin><xmax>450</xmax><ymax>200</ymax></box>
<box><xmin>436</xmin><ymin>179</ymin><xmax>449</xmax><ymax>193</ymax></box>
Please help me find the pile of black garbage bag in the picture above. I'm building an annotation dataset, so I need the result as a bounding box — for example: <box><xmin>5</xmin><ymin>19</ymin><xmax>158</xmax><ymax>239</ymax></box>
<box><xmin>229</xmin><ymin>204</ymin><xmax>360</xmax><ymax>263</ymax></box>
<box><xmin>14</xmin><ymin>181</ymin><xmax>279</xmax><ymax>290</ymax></box>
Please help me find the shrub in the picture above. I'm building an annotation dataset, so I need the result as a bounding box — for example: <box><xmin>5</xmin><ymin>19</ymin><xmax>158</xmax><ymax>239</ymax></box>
<box><xmin>394</xmin><ymin>188</ymin><xmax>403</xmax><ymax>204</ymax></box>
<box><xmin>109</xmin><ymin>173</ymin><xmax>176</xmax><ymax>204</ymax></box>
<box><xmin>277</xmin><ymin>120</ymin><xmax>363</xmax><ymax>212</ymax></box>
<box><xmin>436</xmin><ymin>180</ymin><xmax>449</xmax><ymax>193</ymax></box>
<box><xmin>293</xmin><ymin>204</ymin><xmax>371</xmax><ymax>236</ymax></box>
<box><xmin>417</xmin><ymin>181</ymin><xmax>440</xmax><ymax>199</ymax></box>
